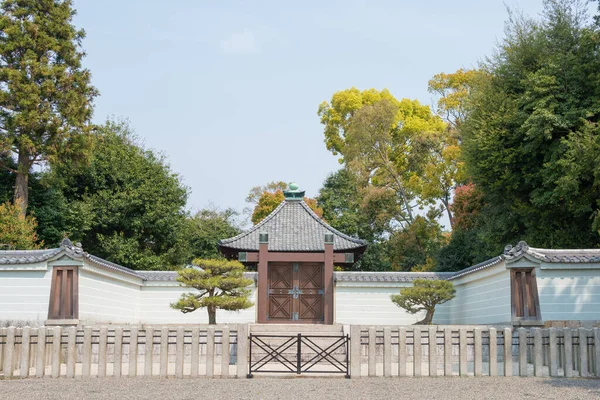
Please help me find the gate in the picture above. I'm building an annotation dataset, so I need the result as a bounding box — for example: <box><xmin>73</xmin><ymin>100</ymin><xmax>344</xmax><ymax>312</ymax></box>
<box><xmin>247</xmin><ymin>333</ymin><xmax>350</xmax><ymax>377</ymax></box>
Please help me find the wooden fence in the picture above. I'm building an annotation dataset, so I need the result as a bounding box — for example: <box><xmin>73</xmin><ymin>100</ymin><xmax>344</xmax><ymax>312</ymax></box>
<box><xmin>1</xmin><ymin>325</ymin><xmax>599</xmax><ymax>378</ymax></box>
<box><xmin>0</xmin><ymin>325</ymin><xmax>248</xmax><ymax>378</ymax></box>
<box><xmin>351</xmin><ymin>326</ymin><xmax>600</xmax><ymax>377</ymax></box>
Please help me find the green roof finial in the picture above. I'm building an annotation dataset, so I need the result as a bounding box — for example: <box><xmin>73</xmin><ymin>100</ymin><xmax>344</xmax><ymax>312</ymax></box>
<box><xmin>284</xmin><ymin>182</ymin><xmax>304</xmax><ymax>201</ymax></box>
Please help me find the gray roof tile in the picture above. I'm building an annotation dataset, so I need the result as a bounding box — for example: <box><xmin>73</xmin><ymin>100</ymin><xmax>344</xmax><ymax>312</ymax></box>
<box><xmin>219</xmin><ymin>200</ymin><xmax>367</xmax><ymax>252</ymax></box>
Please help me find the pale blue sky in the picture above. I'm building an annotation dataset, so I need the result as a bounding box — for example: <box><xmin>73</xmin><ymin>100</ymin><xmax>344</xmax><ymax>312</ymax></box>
<box><xmin>73</xmin><ymin>0</ymin><xmax>548</xmax><ymax>225</ymax></box>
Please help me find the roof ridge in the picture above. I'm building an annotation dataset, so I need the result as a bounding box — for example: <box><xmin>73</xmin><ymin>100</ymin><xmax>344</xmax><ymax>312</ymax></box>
<box><xmin>219</xmin><ymin>201</ymin><xmax>288</xmax><ymax>245</ymax></box>
<box><xmin>299</xmin><ymin>201</ymin><xmax>367</xmax><ymax>245</ymax></box>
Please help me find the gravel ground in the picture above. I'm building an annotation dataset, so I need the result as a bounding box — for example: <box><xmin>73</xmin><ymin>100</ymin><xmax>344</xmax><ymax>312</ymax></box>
<box><xmin>1</xmin><ymin>377</ymin><xmax>600</xmax><ymax>400</ymax></box>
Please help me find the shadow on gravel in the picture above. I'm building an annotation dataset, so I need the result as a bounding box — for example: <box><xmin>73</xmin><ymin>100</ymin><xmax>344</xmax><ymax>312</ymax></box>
<box><xmin>540</xmin><ymin>378</ymin><xmax>600</xmax><ymax>396</ymax></box>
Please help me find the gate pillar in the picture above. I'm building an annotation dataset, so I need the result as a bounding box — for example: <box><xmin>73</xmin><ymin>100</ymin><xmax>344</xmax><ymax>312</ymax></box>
<box><xmin>324</xmin><ymin>234</ymin><xmax>334</xmax><ymax>325</ymax></box>
<box><xmin>257</xmin><ymin>233</ymin><xmax>269</xmax><ymax>323</ymax></box>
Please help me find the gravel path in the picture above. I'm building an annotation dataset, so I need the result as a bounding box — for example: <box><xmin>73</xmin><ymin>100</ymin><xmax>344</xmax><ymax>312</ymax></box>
<box><xmin>1</xmin><ymin>377</ymin><xmax>599</xmax><ymax>400</ymax></box>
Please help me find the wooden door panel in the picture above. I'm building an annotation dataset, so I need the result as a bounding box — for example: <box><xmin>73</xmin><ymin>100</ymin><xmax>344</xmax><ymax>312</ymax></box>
<box><xmin>267</xmin><ymin>262</ymin><xmax>325</xmax><ymax>322</ymax></box>
<box><xmin>299</xmin><ymin>295</ymin><xmax>323</xmax><ymax>321</ymax></box>
<box><xmin>269</xmin><ymin>295</ymin><xmax>293</xmax><ymax>320</ymax></box>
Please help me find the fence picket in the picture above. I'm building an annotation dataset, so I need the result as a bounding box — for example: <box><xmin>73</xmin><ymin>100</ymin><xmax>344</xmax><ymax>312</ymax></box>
<box><xmin>67</xmin><ymin>327</ymin><xmax>77</xmax><ymax>378</ymax></box>
<box><xmin>504</xmin><ymin>328</ymin><xmax>512</xmax><ymax>377</ymax></box>
<box><xmin>444</xmin><ymin>328</ymin><xmax>452</xmax><ymax>376</ymax></box>
<box><xmin>533</xmin><ymin>328</ymin><xmax>543</xmax><ymax>377</ymax></box>
<box><xmin>191</xmin><ymin>327</ymin><xmax>200</xmax><ymax>377</ymax></box>
<box><xmin>519</xmin><ymin>328</ymin><xmax>527</xmax><ymax>377</ymax></box>
<box><xmin>51</xmin><ymin>327</ymin><xmax>61</xmax><ymax>378</ymax></box>
<box><xmin>459</xmin><ymin>328</ymin><xmax>467</xmax><ymax>377</ymax></box>
<box><xmin>579</xmin><ymin>328</ymin><xmax>588</xmax><ymax>377</ymax></box>
<box><xmin>3</xmin><ymin>327</ymin><xmax>14</xmax><ymax>378</ymax></box>
<box><xmin>222</xmin><ymin>326</ymin><xmax>230</xmax><ymax>378</ymax></box>
<box><xmin>383</xmin><ymin>327</ymin><xmax>391</xmax><ymax>377</ymax></box>
<box><xmin>36</xmin><ymin>327</ymin><xmax>46</xmax><ymax>378</ymax></box>
<box><xmin>429</xmin><ymin>327</ymin><xmax>437</xmax><ymax>377</ymax></box>
<box><xmin>114</xmin><ymin>327</ymin><xmax>123</xmax><ymax>377</ymax></box>
<box><xmin>144</xmin><ymin>327</ymin><xmax>153</xmax><ymax>377</ymax></box>
<box><xmin>98</xmin><ymin>327</ymin><xmax>108</xmax><ymax>377</ymax></box>
<box><xmin>206</xmin><ymin>326</ymin><xmax>215</xmax><ymax>377</ymax></box>
<box><xmin>20</xmin><ymin>327</ymin><xmax>31</xmax><ymax>378</ymax></box>
<box><xmin>549</xmin><ymin>328</ymin><xmax>558</xmax><ymax>377</ymax></box>
<box><xmin>368</xmin><ymin>327</ymin><xmax>376</xmax><ymax>377</ymax></box>
<box><xmin>129</xmin><ymin>327</ymin><xmax>138</xmax><ymax>377</ymax></box>
<box><xmin>236</xmin><ymin>324</ymin><xmax>249</xmax><ymax>378</ymax></box>
<box><xmin>398</xmin><ymin>327</ymin><xmax>407</xmax><ymax>377</ymax></box>
<box><xmin>474</xmin><ymin>328</ymin><xmax>482</xmax><ymax>377</ymax></box>
<box><xmin>414</xmin><ymin>328</ymin><xmax>422</xmax><ymax>377</ymax></box>
<box><xmin>175</xmin><ymin>327</ymin><xmax>184</xmax><ymax>378</ymax></box>
<box><xmin>160</xmin><ymin>327</ymin><xmax>169</xmax><ymax>378</ymax></box>
<box><xmin>489</xmin><ymin>328</ymin><xmax>497</xmax><ymax>376</ymax></box>
<box><xmin>564</xmin><ymin>328</ymin><xmax>573</xmax><ymax>377</ymax></box>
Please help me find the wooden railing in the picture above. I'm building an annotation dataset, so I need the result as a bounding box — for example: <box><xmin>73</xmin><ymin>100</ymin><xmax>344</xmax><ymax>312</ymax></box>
<box><xmin>350</xmin><ymin>326</ymin><xmax>600</xmax><ymax>377</ymax></box>
<box><xmin>0</xmin><ymin>325</ymin><xmax>248</xmax><ymax>378</ymax></box>
<box><xmin>1</xmin><ymin>325</ymin><xmax>599</xmax><ymax>378</ymax></box>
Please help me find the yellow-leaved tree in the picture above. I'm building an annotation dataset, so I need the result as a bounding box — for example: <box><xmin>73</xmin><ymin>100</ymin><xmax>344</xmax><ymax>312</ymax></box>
<box><xmin>0</xmin><ymin>201</ymin><xmax>42</xmax><ymax>249</ymax></box>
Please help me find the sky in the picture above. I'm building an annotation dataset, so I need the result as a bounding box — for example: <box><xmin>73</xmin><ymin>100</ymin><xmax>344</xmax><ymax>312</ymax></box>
<box><xmin>72</xmin><ymin>0</ymin><xmax>550</xmax><ymax>223</ymax></box>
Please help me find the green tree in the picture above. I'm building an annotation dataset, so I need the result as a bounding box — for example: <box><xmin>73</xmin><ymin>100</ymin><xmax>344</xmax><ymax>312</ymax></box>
<box><xmin>171</xmin><ymin>258</ymin><xmax>254</xmax><ymax>324</ymax></box>
<box><xmin>318</xmin><ymin>88</ymin><xmax>459</xmax><ymax>228</ymax></box>
<box><xmin>462</xmin><ymin>0</ymin><xmax>600</xmax><ymax>248</ymax></box>
<box><xmin>387</xmin><ymin>215</ymin><xmax>445</xmax><ymax>272</ymax></box>
<box><xmin>0</xmin><ymin>0</ymin><xmax>98</xmax><ymax>215</ymax></box>
<box><xmin>49</xmin><ymin>119</ymin><xmax>190</xmax><ymax>270</ymax></box>
<box><xmin>390</xmin><ymin>279</ymin><xmax>456</xmax><ymax>325</ymax></box>
<box><xmin>0</xmin><ymin>200</ymin><xmax>41</xmax><ymax>249</ymax></box>
<box><xmin>317</xmin><ymin>168</ymin><xmax>392</xmax><ymax>271</ymax></box>
<box><xmin>187</xmin><ymin>207</ymin><xmax>241</xmax><ymax>259</ymax></box>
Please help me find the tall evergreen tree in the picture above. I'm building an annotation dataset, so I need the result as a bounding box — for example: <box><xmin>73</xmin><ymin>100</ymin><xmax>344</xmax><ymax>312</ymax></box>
<box><xmin>0</xmin><ymin>0</ymin><xmax>97</xmax><ymax>215</ymax></box>
<box><xmin>462</xmin><ymin>0</ymin><xmax>600</xmax><ymax>248</ymax></box>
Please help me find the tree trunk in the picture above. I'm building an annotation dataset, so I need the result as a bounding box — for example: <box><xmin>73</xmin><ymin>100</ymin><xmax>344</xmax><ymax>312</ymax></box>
<box><xmin>416</xmin><ymin>309</ymin><xmax>435</xmax><ymax>325</ymax></box>
<box><xmin>443</xmin><ymin>197</ymin><xmax>454</xmax><ymax>230</ymax></box>
<box><xmin>14</xmin><ymin>151</ymin><xmax>32</xmax><ymax>216</ymax></box>
<box><xmin>207</xmin><ymin>307</ymin><xmax>216</xmax><ymax>325</ymax></box>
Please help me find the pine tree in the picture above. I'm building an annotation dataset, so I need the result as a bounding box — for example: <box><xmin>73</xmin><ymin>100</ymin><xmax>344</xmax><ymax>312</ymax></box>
<box><xmin>171</xmin><ymin>259</ymin><xmax>254</xmax><ymax>324</ymax></box>
<box><xmin>391</xmin><ymin>279</ymin><xmax>455</xmax><ymax>325</ymax></box>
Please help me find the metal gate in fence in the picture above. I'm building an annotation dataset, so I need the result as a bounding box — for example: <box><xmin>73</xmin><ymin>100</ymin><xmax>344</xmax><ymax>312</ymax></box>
<box><xmin>247</xmin><ymin>333</ymin><xmax>350</xmax><ymax>377</ymax></box>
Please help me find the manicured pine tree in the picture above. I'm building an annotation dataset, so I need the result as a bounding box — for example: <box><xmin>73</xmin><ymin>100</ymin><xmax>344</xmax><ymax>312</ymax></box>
<box><xmin>171</xmin><ymin>259</ymin><xmax>254</xmax><ymax>324</ymax></box>
<box><xmin>391</xmin><ymin>279</ymin><xmax>456</xmax><ymax>325</ymax></box>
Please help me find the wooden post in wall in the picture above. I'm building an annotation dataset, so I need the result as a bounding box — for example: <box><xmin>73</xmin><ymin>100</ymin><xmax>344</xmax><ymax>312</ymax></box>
<box><xmin>257</xmin><ymin>233</ymin><xmax>269</xmax><ymax>323</ymax></box>
<box><xmin>323</xmin><ymin>234</ymin><xmax>334</xmax><ymax>325</ymax></box>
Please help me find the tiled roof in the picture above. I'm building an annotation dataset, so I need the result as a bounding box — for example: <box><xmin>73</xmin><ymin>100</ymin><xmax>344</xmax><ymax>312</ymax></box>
<box><xmin>447</xmin><ymin>256</ymin><xmax>504</xmax><ymax>280</ymax></box>
<box><xmin>0</xmin><ymin>248</ymin><xmax>61</xmax><ymax>264</ymax></box>
<box><xmin>219</xmin><ymin>200</ymin><xmax>367</xmax><ymax>252</ymax></box>
<box><xmin>138</xmin><ymin>271</ymin><xmax>258</xmax><ymax>282</ymax></box>
<box><xmin>504</xmin><ymin>241</ymin><xmax>600</xmax><ymax>264</ymax></box>
<box><xmin>335</xmin><ymin>271</ymin><xmax>454</xmax><ymax>283</ymax></box>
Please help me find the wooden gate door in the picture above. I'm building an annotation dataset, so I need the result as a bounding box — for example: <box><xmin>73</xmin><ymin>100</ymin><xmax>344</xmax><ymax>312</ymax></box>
<box><xmin>268</xmin><ymin>262</ymin><xmax>324</xmax><ymax>322</ymax></box>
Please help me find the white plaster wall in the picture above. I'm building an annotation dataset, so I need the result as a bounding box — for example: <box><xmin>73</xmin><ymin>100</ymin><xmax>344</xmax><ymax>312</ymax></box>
<box><xmin>536</xmin><ymin>267</ymin><xmax>600</xmax><ymax>321</ymax></box>
<box><xmin>138</xmin><ymin>284</ymin><xmax>257</xmax><ymax>324</ymax></box>
<box><xmin>78</xmin><ymin>267</ymin><xmax>141</xmax><ymax>324</ymax></box>
<box><xmin>0</xmin><ymin>265</ymin><xmax>51</xmax><ymax>324</ymax></box>
<box><xmin>435</xmin><ymin>264</ymin><xmax>512</xmax><ymax>325</ymax></box>
<box><xmin>334</xmin><ymin>283</ymin><xmax>425</xmax><ymax>325</ymax></box>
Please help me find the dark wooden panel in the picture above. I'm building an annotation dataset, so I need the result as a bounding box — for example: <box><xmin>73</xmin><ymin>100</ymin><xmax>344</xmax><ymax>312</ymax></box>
<box><xmin>268</xmin><ymin>295</ymin><xmax>293</xmax><ymax>320</ymax></box>
<box><xmin>47</xmin><ymin>266</ymin><xmax>79</xmax><ymax>320</ymax></box>
<box><xmin>299</xmin><ymin>295</ymin><xmax>323</xmax><ymax>321</ymax></box>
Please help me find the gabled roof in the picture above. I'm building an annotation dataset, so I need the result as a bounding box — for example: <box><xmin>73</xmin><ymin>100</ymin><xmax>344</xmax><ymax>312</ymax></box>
<box><xmin>219</xmin><ymin>200</ymin><xmax>367</xmax><ymax>252</ymax></box>
<box><xmin>504</xmin><ymin>241</ymin><xmax>600</xmax><ymax>264</ymax></box>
